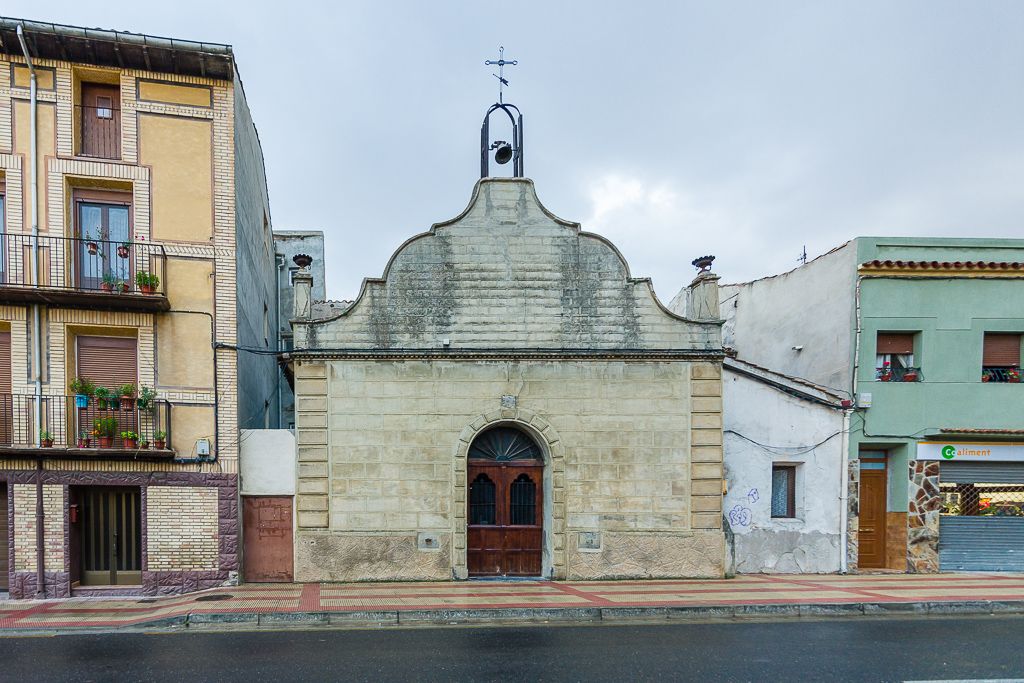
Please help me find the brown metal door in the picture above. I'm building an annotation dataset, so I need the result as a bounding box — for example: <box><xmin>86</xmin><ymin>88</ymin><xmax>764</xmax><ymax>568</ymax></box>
<box><xmin>859</xmin><ymin>466</ymin><xmax>888</xmax><ymax>569</ymax></box>
<box><xmin>243</xmin><ymin>496</ymin><xmax>294</xmax><ymax>582</ymax></box>
<box><xmin>80</xmin><ymin>84</ymin><xmax>121</xmax><ymax>159</ymax></box>
<box><xmin>467</xmin><ymin>463</ymin><xmax>543</xmax><ymax>577</ymax></box>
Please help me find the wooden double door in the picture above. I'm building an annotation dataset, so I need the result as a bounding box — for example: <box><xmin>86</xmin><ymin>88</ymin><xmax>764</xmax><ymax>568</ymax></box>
<box><xmin>467</xmin><ymin>462</ymin><xmax>543</xmax><ymax>577</ymax></box>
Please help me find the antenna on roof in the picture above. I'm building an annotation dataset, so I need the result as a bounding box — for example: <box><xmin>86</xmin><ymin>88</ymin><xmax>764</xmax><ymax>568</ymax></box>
<box><xmin>798</xmin><ymin>246</ymin><xmax>808</xmax><ymax>265</ymax></box>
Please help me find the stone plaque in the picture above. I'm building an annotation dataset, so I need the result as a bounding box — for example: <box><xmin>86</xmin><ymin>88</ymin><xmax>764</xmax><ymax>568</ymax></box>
<box><xmin>578</xmin><ymin>531</ymin><xmax>601</xmax><ymax>551</ymax></box>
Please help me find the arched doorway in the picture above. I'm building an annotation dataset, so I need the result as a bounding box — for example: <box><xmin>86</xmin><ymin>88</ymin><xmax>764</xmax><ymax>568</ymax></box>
<box><xmin>467</xmin><ymin>426</ymin><xmax>544</xmax><ymax>577</ymax></box>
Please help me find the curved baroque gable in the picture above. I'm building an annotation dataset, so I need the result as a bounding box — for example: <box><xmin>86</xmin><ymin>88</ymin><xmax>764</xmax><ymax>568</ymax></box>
<box><xmin>296</xmin><ymin>178</ymin><xmax>718</xmax><ymax>351</ymax></box>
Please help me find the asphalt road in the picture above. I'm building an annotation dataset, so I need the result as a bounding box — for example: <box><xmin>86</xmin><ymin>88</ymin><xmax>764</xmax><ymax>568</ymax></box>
<box><xmin>3</xmin><ymin>615</ymin><xmax>1023</xmax><ymax>682</ymax></box>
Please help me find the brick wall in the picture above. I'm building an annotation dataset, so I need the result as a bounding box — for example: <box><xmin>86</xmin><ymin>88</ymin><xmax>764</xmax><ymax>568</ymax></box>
<box><xmin>12</xmin><ymin>484</ymin><xmax>64</xmax><ymax>572</ymax></box>
<box><xmin>146</xmin><ymin>485</ymin><xmax>219</xmax><ymax>571</ymax></box>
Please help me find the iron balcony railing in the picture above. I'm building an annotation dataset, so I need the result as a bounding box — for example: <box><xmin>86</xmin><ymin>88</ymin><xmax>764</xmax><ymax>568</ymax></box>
<box><xmin>0</xmin><ymin>234</ymin><xmax>166</xmax><ymax>297</ymax></box>
<box><xmin>983</xmin><ymin>367</ymin><xmax>1022</xmax><ymax>383</ymax></box>
<box><xmin>77</xmin><ymin>105</ymin><xmax>122</xmax><ymax>159</ymax></box>
<box><xmin>0</xmin><ymin>394</ymin><xmax>172</xmax><ymax>451</ymax></box>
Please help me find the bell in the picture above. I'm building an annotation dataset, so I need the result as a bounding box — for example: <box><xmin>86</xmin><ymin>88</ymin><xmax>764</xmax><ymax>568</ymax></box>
<box><xmin>494</xmin><ymin>142</ymin><xmax>514</xmax><ymax>165</ymax></box>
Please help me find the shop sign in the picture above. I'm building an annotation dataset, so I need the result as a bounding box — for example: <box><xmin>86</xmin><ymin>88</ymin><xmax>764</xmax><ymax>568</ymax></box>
<box><xmin>917</xmin><ymin>442</ymin><xmax>1024</xmax><ymax>462</ymax></box>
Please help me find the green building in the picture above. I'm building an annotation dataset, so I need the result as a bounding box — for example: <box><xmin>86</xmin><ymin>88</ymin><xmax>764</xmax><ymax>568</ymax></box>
<box><xmin>715</xmin><ymin>237</ymin><xmax>1024</xmax><ymax>573</ymax></box>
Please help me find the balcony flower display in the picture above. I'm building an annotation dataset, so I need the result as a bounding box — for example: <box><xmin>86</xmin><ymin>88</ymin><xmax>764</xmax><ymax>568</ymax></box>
<box><xmin>77</xmin><ymin>431</ymin><xmax>92</xmax><ymax>449</ymax></box>
<box><xmin>101</xmin><ymin>272</ymin><xmax>119</xmax><ymax>293</ymax></box>
<box><xmin>39</xmin><ymin>430</ymin><xmax>54</xmax><ymax>448</ymax></box>
<box><xmin>93</xmin><ymin>417</ymin><xmax>117</xmax><ymax>448</ymax></box>
<box><xmin>95</xmin><ymin>386</ymin><xmax>112</xmax><ymax>410</ymax></box>
<box><xmin>118</xmin><ymin>384</ymin><xmax>137</xmax><ymax>411</ymax></box>
<box><xmin>136</xmin><ymin>271</ymin><xmax>160</xmax><ymax>295</ymax></box>
<box><xmin>69</xmin><ymin>377</ymin><xmax>96</xmax><ymax>408</ymax></box>
<box><xmin>117</xmin><ymin>241</ymin><xmax>131</xmax><ymax>259</ymax></box>
<box><xmin>876</xmin><ymin>361</ymin><xmax>893</xmax><ymax>382</ymax></box>
<box><xmin>121</xmin><ymin>430</ymin><xmax>139</xmax><ymax>449</ymax></box>
<box><xmin>1009</xmin><ymin>368</ymin><xmax>1022</xmax><ymax>383</ymax></box>
<box><xmin>154</xmin><ymin>430</ymin><xmax>167</xmax><ymax>450</ymax></box>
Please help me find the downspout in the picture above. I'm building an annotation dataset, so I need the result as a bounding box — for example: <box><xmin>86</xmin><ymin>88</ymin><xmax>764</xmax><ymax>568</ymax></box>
<box><xmin>17</xmin><ymin>24</ymin><xmax>46</xmax><ymax>600</ymax></box>
<box><xmin>839</xmin><ymin>408</ymin><xmax>851</xmax><ymax>574</ymax></box>
<box><xmin>274</xmin><ymin>253</ymin><xmax>284</xmax><ymax>427</ymax></box>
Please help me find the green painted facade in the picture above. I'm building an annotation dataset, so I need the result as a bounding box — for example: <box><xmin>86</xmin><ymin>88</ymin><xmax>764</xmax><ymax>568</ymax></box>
<box><xmin>850</xmin><ymin>237</ymin><xmax>1024</xmax><ymax>511</ymax></box>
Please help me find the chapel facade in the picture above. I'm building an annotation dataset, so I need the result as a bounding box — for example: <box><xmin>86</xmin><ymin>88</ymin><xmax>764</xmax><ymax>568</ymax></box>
<box><xmin>287</xmin><ymin>178</ymin><xmax>726</xmax><ymax>581</ymax></box>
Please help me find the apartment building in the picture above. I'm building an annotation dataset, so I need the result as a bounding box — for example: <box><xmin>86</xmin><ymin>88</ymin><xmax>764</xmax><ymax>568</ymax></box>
<box><xmin>0</xmin><ymin>17</ymin><xmax>279</xmax><ymax>597</ymax></box>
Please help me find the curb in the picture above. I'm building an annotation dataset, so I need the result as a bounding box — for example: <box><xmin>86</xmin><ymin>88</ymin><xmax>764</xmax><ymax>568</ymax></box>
<box><xmin>6</xmin><ymin>599</ymin><xmax>1020</xmax><ymax>634</ymax></box>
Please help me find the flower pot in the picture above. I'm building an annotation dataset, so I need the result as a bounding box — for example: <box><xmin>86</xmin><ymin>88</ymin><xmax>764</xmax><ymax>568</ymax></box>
<box><xmin>154</xmin><ymin>439</ymin><xmax>166</xmax><ymax>450</ymax></box>
<box><xmin>100</xmin><ymin>282</ymin><xmax>113</xmax><ymax>293</ymax></box>
<box><xmin>1009</xmin><ymin>376</ymin><xmax>1021</xmax><ymax>384</ymax></box>
<box><xmin>40</xmin><ymin>439</ymin><xmax>53</xmax><ymax>448</ymax></box>
<box><xmin>97</xmin><ymin>398</ymin><xmax>108</xmax><ymax>410</ymax></box>
<box><xmin>139</xmin><ymin>284</ymin><xmax>156</xmax><ymax>295</ymax></box>
<box><xmin>903</xmin><ymin>372</ymin><xmax>918</xmax><ymax>382</ymax></box>
<box><xmin>117</xmin><ymin>245</ymin><xmax>129</xmax><ymax>259</ymax></box>
<box><xmin>86</xmin><ymin>242</ymin><xmax>99</xmax><ymax>256</ymax></box>
<box><xmin>982</xmin><ymin>375</ymin><xmax>991</xmax><ymax>383</ymax></box>
<box><xmin>124</xmin><ymin>438</ymin><xmax>138</xmax><ymax>450</ymax></box>
<box><xmin>119</xmin><ymin>283</ymin><xmax>129</xmax><ymax>293</ymax></box>
<box><xmin>76</xmin><ymin>438</ymin><xmax>91</xmax><ymax>449</ymax></box>
<box><xmin>98</xmin><ymin>436</ymin><xmax>113</xmax><ymax>448</ymax></box>
<box><xmin>74</xmin><ymin>394</ymin><xmax>89</xmax><ymax>409</ymax></box>
<box><xmin>119</xmin><ymin>396</ymin><xmax>135</xmax><ymax>411</ymax></box>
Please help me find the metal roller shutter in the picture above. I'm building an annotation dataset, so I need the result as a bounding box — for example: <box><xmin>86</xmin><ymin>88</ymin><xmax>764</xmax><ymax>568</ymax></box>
<box><xmin>939</xmin><ymin>461</ymin><xmax>1024</xmax><ymax>571</ymax></box>
<box><xmin>76</xmin><ymin>336</ymin><xmax>137</xmax><ymax>389</ymax></box>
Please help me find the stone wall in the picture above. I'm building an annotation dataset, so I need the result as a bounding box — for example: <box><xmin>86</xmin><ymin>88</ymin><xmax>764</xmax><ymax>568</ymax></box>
<box><xmin>294</xmin><ymin>358</ymin><xmax>725</xmax><ymax>581</ymax></box>
<box><xmin>908</xmin><ymin>460</ymin><xmax>940</xmax><ymax>573</ymax></box>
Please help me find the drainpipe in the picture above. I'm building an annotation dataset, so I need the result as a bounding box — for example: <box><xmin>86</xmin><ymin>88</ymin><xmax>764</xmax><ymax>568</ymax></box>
<box><xmin>17</xmin><ymin>24</ymin><xmax>46</xmax><ymax>600</ymax></box>
<box><xmin>274</xmin><ymin>253</ymin><xmax>284</xmax><ymax>428</ymax></box>
<box><xmin>839</xmin><ymin>408</ymin><xmax>852</xmax><ymax>574</ymax></box>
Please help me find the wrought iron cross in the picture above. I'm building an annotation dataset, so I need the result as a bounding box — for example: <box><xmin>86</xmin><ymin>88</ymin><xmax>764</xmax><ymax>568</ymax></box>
<box><xmin>485</xmin><ymin>46</ymin><xmax>518</xmax><ymax>103</ymax></box>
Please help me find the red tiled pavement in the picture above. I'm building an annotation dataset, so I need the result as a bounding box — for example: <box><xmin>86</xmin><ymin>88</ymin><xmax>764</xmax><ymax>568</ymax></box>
<box><xmin>2</xmin><ymin>573</ymin><xmax>1023</xmax><ymax>630</ymax></box>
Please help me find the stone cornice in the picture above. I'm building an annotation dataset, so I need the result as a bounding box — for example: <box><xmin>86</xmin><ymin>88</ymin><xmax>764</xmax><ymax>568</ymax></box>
<box><xmin>286</xmin><ymin>348</ymin><xmax>726</xmax><ymax>362</ymax></box>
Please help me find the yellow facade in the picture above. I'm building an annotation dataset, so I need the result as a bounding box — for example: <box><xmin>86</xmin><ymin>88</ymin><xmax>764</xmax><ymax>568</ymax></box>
<box><xmin>0</xmin><ymin>55</ymin><xmax>240</xmax><ymax>471</ymax></box>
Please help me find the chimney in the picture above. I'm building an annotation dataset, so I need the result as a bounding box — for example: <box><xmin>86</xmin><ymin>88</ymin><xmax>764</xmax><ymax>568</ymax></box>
<box><xmin>292</xmin><ymin>254</ymin><xmax>313</xmax><ymax>319</ymax></box>
<box><xmin>687</xmin><ymin>255</ymin><xmax>721</xmax><ymax>321</ymax></box>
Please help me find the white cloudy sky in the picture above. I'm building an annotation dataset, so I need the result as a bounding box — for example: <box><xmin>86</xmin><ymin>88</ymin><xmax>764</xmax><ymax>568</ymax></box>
<box><xmin>10</xmin><ymin>1</ymin><xmax>1024</xmax><ymax>300</ymax></box>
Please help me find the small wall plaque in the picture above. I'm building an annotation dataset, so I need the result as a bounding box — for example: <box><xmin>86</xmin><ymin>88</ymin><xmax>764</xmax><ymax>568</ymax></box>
<box><xmin>579</xmin><ymin>531</ymin><xmax>601</xmax><ymax>551</ymax></box>
<box><xmin>500</xmin><ymin>394</ymin><xmax>517</xmax><ymax>408</ymax></box>
<box><xmin>418</xmin><ymin>532</ymin><xmax>441</xmax><ymax>550</ymax></box>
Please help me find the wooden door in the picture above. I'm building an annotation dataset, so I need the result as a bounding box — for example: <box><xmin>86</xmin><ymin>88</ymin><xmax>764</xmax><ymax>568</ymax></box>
<box><xmin>80</xmin><ymin>84</ymin><xmax>121</xmax><ymax>158</ymax></box>
<box><xmin>859</xmin><ymin>465</ymin><xmax>888</xmax><ymax>569</ymax></box>
<box><xmin>243</xmin><ymin>496</ymin><xmax>294</xmax><ymax>582</ymax></box>
<box><xmin>467</xmin><ymin>463</ymin><xmax>543</xmax><ymax>577</ymax></box>
<box><xmin>0</xmin><ymin>484</ymin><xmax>8</xmax><ymax>590</ymax></box>
<box><xmin>80</xmin><ymin>487</ymin><xmax>142</xmax><ymax>586</ymax></box>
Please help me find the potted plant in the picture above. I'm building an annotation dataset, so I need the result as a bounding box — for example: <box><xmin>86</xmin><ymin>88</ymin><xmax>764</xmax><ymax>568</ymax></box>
<box><xmin>118</xmin><ymin>384</ymin><xmax>137</xmax><ymax>411</ymax></box>
<box><xmin>876</xmin><ymin>361</ymin><xmax>893</xmax><ymax>382</ymax></box>
<box><xmin>140</xmin><ymin>437</ymin><xmax>150</xmax><ymax>449</ymax></box>
<box><xmin>93</xmin><ymin>417</ymin><xmax>117</xmax><ymax>448</ymax></box>
<box><xmin>77</xmin><ymin>431</ymin><xmax>92</xmax><ymax>449</ymax></box>
<box><xmin>85</xmin><ymin>231</ymin><xmax>99</xmax><ymax>256</ymax></box>
<box><xmin>69</xmin><ymin>377</ymin><xmax>96</xmax><ymax>408</ymax></box>
<box><xmin>153</xmin><ymin>430</ymin><xmax>166</xmax><ymax>450</ymax></box>
<box><xmin>136</xmin><ymin>271</ymin><xmax>160</xmax><ymax>295</ymax></box>
<box><xmin>1008</xmin><ymin>367</ymin><xmax>1022</xmax><ymax>384</ymax></box>
<box><xmin>982</xmin><ymin>369</ymin><xmax>992</xmax><ymax>383</ymax></box>
<box><xmin>116</xmin><ymin>241</ymin><xmax>131</xmax><ymax>259</ymax></box>
<box><xmin>121</xmin><ymin>430</ymin><xmax>139</xmax><ymax>449</ymax></box>
<box><xmin>902</xmin><ymin>367</ymin><xmax>920</xmax><ymax>382</ymax></box>
<box><xmin>137</xmin><ymin>385</ymin><xmax>157</xmax><ymax>411</ymax></box>
<box><xmin>118</xmin><ymin>279</ymin><xmax>130</xmax><ymax>293</ymax></box>
<box><xmin>100</xmin><ymin>272</ymin><xmax>118</xmax><ymax>293</ymax></box>
<box><xmin>39</xmin><ymin>430</ymin><xmax>54</xmax><ymax>448</ymax></box>
<box><xmin>95</xmin><ymin>386</ymin><xmax>112</xmax><ymax>410</ymax></box>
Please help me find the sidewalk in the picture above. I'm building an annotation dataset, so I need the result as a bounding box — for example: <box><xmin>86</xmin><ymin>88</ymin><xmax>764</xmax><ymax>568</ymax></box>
<box><xmin>2</xmin><ymin>573</ymin><xmax>1024</xmax><ymax>632</ymax></box>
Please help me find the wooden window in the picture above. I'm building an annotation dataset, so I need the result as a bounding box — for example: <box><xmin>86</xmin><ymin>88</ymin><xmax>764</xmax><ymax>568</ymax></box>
<box><xmin>74</xmin><ymin>190</ymin><xmax>132</xmax><ymax>291</ymax></box>
<box><xmin>771</xmin><ymin>465</ymin><xmax>797</xmax><ymax>518</ymax></box>
<box><xmin>876</xmin><ymin>332</ymin><xmax>917</xmax><ymax>381</ymax></box>
<box><xmin>469</xmin><ymin>473</ymin><xmax>496</xmax><ymax>525</ymax></box>
<box><xmin>76</xmin><ymin>335</ymin><xmax>137</xmax><ymax>390</ymax></box>
<box><xmin>983</xmin><ymin>333</ymin><xmax>1021</xmax><ymax>367</ymax></box>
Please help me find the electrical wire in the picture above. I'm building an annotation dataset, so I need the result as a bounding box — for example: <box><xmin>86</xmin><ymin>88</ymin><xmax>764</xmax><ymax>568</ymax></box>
<box><xmin>724</xmin><ymin>429</ymin><xmax>843</xmax><ymax>456</ymax></box>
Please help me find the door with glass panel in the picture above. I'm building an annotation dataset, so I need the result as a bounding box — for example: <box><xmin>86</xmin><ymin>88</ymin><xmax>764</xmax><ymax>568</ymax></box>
<box><xmin>77</xmin><ymin>487</ymin><xmax>142</xmax><ymax>586</ymax></box>
<box><xmin>76</xmin><ymin>199</ymin><xmax>130</xmax><ymax>291</ymax></box>
<box><xmin>467</xmin><ymin>427</ymin><xmax>544</xmax><ymax>577</ymax></box>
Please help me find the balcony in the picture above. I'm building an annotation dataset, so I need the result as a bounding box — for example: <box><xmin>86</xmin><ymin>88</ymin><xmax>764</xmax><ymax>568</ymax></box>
<box><xmin>983</xmin><ymin>367</ymin><xmax>1022</xmax><ymax>383</ymax></box>
<box><xmin>0</xmin><ymin>234</ymin><xmax>169</xmax><ymax>312</ymax></box>
<box><xmin>0</xmin><ymin>394</ymin><xmax>173</xmax><ymax>459</ymax></box>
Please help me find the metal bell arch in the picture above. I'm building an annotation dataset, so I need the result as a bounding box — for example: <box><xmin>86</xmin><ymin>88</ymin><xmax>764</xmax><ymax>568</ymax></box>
<box><xmin>480</xmin><ymin>102</ymin><xmax>524</xmax><ymax>178</ymax></box>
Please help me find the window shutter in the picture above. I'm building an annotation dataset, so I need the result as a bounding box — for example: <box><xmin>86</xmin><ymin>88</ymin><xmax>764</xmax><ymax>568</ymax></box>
<box><xmin>983</xmin><ymin>334</ymin><xmax>1021</xmax><ymax>367</ymax></box>
<box><xmin>877</xmin><ymin>333</ymin><xmax>914</xmax><ymax>355</ymax></box>
<box><xmin>76</xmin><ymin>336</ymin><xmax>137</xmax><ymax>390</ymax></box>
<box><xmin>0</xmin><ymin>332</ymin><xmax>10</xmax><ymax>395</ymax></box>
